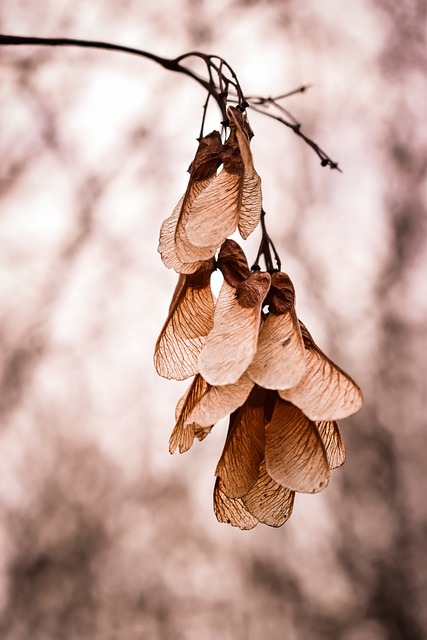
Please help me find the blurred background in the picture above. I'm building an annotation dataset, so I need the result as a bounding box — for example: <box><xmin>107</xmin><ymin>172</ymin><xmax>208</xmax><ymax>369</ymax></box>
<box><xmin>0</xmin><ymin>1</ymin><xmax>426</xmax><ymax>638</ymax></box>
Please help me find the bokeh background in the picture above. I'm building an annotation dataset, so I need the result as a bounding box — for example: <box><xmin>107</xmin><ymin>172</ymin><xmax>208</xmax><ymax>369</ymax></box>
<box><xmin>0</xmin><ymin>1</ymin><xmax>426</xmax><ymax>638</ymax></box>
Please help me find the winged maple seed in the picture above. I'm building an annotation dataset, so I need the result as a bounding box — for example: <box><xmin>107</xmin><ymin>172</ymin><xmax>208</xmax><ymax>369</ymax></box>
<box><xmin>199</xmin><ymin>240</ymin><xmax>305</xmax><ymax>388</ymax></box>
<box><xmin>278</xmin><ymin>322</ymin><xmax>364</xmax><ymax>420</ymax></box>
<box><xmin>153</xmin><ymin>258</ymin><xmax>215</xmax><ymax>380</ymax></box>
<box><xmin>158</xmin><ymin>131</ymin><xmax>223</xmax><ymax>274</ymax></box>
<box><xmin>185</xmin><ymin>107</ymin><xmax>262</xmax><ymax>247</ymax></box>
<box><xmin>246</xmin><ymin>271</ymin><xmax>306</xmax><ymax>390</ymax></box>
<box><xmin>158</xmin><ymin>107</ymin><xmax>262</xmax><ymax>275</ymax></box>
<box><xmin>197</xmin><ymin>239</ymin><xmax>270</xmax><ymax>386</ymax></box>
<box><xmin>154</xmin><ymin>237</ymin><xmax>363</xmax><ymax>528</ymax></box>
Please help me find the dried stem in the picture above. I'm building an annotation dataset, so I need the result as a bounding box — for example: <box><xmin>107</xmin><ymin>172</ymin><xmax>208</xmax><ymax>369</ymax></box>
<box><xmin>253</xmin><ymin>210</ymin><xmax>282</xmax><ymax>273</ymax></box>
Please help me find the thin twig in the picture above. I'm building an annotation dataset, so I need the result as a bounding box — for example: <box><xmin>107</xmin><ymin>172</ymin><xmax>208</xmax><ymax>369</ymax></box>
<box><xmin>248</xmin><ymin>103</ymin><xmax>341</xmax><ymax>171</ymax></box>
<box><xmin>253</xmin><ymin>210</ymin><xmax>281</xmax><ymax>272</ymax></box>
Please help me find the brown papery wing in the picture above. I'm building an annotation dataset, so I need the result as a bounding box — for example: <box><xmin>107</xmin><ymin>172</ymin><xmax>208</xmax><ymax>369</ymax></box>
<box><xmin>169</xmin><ymin>421</ymin><xmax>196</xmax><ymax>455</ymax></box>
<box><xmin>158</xmin><ymin>185</ymin><xmax>215</xmax><ymax>273</ymax></box>
<box><xmin>248</xmin><ymin>272</ymin><xmax>305</xmax><ymax>389</ymax></box>
<box><xmin>169</xmin><ymin>374</ymin><xmax>209</xmax><ymax>454</ymax></box>
<box><xmin>227</xmin><ymin>107</ymin><xmax>262</xmax><ymax>239</ymax></box>
<box><xmin>174</xmin><ymin>176</ymin><xmax>220</xmax><ymax>264</ymax></box>
<box><xmin>279</xmin><ymin>322</ymin><xmax>364</xmax><ymax>420</ymax></box>
<box><xmin>159</xmin><ymin>131</ymin><xmax>223</xmax><ymax>270</ymax></box>
<box><xmin>316</xmin><ymin>420</ymin><xmax>346</xmax><ymax>469</ymax></box>
<box><xmin>241</xmin><ymin>460</ymin><xmax>295</xmax><ymax>527</ymax></box>
<box><xmin>237</xmin><ymin>173</ymin><xmax>262</xmax><ymax>240</ymax></box>
<box><xmin>227</xmin><ymin>107</ymin><xmax>254</xmax><ymax>173</ymax></box>
<box><xmin>154</xmin><ymin>264</ymin><xmax>215</xmax><ymax>380</ymax></box>
<box><xmin>187</xmin><ymin>372</ymin><xmax>254</xmax><ymax>427</ymax></box>
<box><xmin>214</xmin><ymin>477</ymin><xmax>258</xmax><ymax>530</ymax></box>
<box><xmin>265</xmin><ymin>398</ymin><xmax>330</xmax><ymax>493</ymax></box>
<box><xmin>247</xmin><ymin>314</ymin><xmax>306</xmax><ymax>390</ymax></box>
<box><xmin>185</xmin><ymin>169</ymin><xmax>241</xmax><ymax>247</ymax></box>
<box><xmin>198</xmin><ymin>273</ymin><xmax>270</xmax><ymax>386</ymax></box>
<box><xmin>215</xmin><ymin>402</ymin><xmax>265</xmax><ymax>498</ymax></box>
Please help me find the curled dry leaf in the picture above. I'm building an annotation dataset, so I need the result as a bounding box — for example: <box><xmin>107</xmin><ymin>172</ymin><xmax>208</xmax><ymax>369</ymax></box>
<box><xmin>198</xmin><ymin>272</ymin><xmax>271</xmax><ymax>386</ymax></box>
<box><xmin>265</xmin><ymin>398</ymin><xmax>330</xmax><ymax>493</ymax></box>
<box><xmin>186</xmin><ymin>107</ymin><xmax>262</xmax><ymax>248</ymax></box>
<box><xmin>248</xmin><ymin>272</ymin><xmax>306</xmax><ymax>390</ymax></box>
<box><xmin>158</xmin><ymin>131</ymin><xmax>223</xmax><ymax>272</ymax></box>
<box><xmin>279</xmin><ymin>322</ymin><xmax>364</xmax><ymax>420</ymax></box>
<box><xmin>215</xmin><ymin>398</ymin><xmax>266</xmax><ymax>498</ymax></box>
<box><xmin>214</xmin><ymin>477</ymin><xmax>258</xmax><ymax>530</ymax></box>
<box><xmin>241</xmin><ymin>460</ymin><xmax>295</xmax><ymax>527</ymax></box>
<box><xmin>154</xmin><ymin>260</ymin><xmax>215</xmax><ymax>380</ymax></box>
<box><xmin>316</xmin><ymin>420</ymin><xmax>346</xmax><ymax>469</ymax></box>
<box><xmin>169</xmin><ymin>374</ymin><xmax>210</xmax><ymax>454</ymax></box>
<box><xmin>187</xmin><ymin>372</ymin><xmax>254</xmax><ymax>427</ymax></box>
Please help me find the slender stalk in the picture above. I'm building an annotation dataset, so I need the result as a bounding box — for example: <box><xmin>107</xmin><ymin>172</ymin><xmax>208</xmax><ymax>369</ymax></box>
<box><xmin>253</xmin><ymin>210</ymin><xmax>281</xmax><ymax>273</ymax></box>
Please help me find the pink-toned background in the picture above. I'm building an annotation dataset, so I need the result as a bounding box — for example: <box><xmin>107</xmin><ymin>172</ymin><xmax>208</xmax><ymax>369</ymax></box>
<box><xmin>0</xmin><ymin>1</ymin><xmax>425</xmax><ymax>638</ymax></box>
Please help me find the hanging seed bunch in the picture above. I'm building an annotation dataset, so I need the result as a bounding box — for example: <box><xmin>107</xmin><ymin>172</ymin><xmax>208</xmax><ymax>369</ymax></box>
<box><xmin>154</xmin><ymin>106</ymin><xmax>363</xmax><ymax>529</ymax></box>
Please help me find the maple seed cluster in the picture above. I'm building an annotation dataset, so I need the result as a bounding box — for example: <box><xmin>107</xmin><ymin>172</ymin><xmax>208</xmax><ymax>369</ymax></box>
<box><xmin>154</xmin><ymin>106</ymin><xmax>363</xmax><ymax>529</ymax></box>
